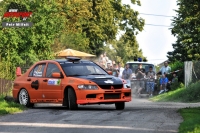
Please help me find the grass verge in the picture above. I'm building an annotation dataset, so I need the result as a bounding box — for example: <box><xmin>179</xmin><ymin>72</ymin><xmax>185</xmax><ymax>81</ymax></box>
<box><xmin>178</xmin><ymin>107</ymin><xmax>200</xmax><ymax>133</ymax></box>
<box><xmin>0</xmin><ymin>95</ymin><xmax>26</xmax><ymax>116</ymax></box>
<box><xmin>150</xmin><ymin>82</ymin><xmax>200</xmax><ymax>103</ymax></box>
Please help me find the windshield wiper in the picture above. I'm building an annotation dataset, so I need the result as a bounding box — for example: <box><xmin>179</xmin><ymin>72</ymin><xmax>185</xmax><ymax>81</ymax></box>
<box><xmin>67</xmin><ymin>74</ymin><xmax>84</xmax><ymax>77</ymax></box>
<box><xmin>88</xmin><ymin>73</ymin><xmax>106</xmax><ymax>75</ymax></box>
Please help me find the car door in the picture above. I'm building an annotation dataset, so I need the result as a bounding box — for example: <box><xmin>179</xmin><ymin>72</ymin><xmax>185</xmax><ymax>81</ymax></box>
<box><xmin>27</xmin><ymin>63</ymin><xmax>46</xmax><ymax>100</ymax></box>
<box><xmin>42</xmin><ymin>63</ymin><xmax>63</xmax><ymax>100</ymax></box>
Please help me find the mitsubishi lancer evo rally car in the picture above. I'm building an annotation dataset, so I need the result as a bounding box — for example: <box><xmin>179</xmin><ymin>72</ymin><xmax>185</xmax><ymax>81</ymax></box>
<box><xmin>13</xmin><ymin>57</ymin><xmax>131</xmax><ymax>110</ymax></box>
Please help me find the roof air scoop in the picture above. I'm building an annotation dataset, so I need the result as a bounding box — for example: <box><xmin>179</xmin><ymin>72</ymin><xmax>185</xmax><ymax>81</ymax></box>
<box><xmin>66</xmin><ymin>57</ymin><xmax>81</xmax><ymax>63</ymax></box>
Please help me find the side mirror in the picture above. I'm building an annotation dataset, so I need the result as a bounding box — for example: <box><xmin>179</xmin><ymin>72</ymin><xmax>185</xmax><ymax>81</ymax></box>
<box><xmin>107</xmin><ymin>71</ymin><xmax>112</xmax><ymax>75</ymax></box>
<box><xmin>16</xmin><ymin>67</ymin><xmax>22</xmax><ymax>77</ymax></box>
<box><xmin>52</xmin><ymin>72</ymin><xmax>61</xmax><ymax>78</ymax></box>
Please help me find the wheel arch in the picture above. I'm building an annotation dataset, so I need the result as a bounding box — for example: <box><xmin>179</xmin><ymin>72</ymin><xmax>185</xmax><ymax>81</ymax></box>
<box><xmin>16</xmin><ymin>87</ymin><xmax>28</xmax><ymax>103</ymax></box>
<box><xmin>63</xmin><ymin>85</ymin><xmax>77</xmax><ymax>106</ymax></box>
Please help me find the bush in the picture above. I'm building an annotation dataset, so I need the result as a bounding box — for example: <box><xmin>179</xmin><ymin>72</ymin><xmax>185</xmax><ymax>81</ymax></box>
<box><xmin>169</xmin><ymin>82</ymin><xmax>200</xmax><ymax>102</ymax></box>
<box><xmin>183</xmin><ymin>81</ymin><xmax>200</xmax><ymax>102</ymax></box>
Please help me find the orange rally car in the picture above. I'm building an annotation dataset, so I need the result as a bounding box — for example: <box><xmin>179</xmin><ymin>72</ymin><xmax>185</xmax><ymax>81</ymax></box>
<box><xmin>13</xmin><ymin>57</ymin><xmax>131</xmax><ymax>110</ymax></box>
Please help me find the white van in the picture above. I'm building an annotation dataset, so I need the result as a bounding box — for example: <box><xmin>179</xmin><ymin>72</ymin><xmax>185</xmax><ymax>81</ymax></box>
<box><xmin>126</xmin><ymin>61</ymin><xmax>156</xmax><ymax>79</ymax></box>
<box><xmin>125</xmin><ymin>61</ymin><xmax>158</xmax><ymax>95</ymax></box>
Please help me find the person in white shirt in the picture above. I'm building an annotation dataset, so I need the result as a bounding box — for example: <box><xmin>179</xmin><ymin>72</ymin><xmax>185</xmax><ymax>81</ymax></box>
<box><xmin>98</xmin><ymin>54</ymin><xmax>104</xmax><ymax>67</ymax></box>
<box><xmin>103</xmin><ymin>52</ymin><xmax>109</xmax><ymax>68</ymax></box>
<box><xmin>117</xmin><ymin>63</ymin><xmax>124</xmax><ymax>78</ymax></box>
<box><xmin>159</xmin><ymin>61</ymin><xmax>171</xmax><ymax>75</ymax></box>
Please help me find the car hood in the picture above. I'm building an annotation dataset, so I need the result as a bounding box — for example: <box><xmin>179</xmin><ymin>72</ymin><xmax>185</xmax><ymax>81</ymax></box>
<box><xmin>73</xmin><ymin>75</ymin><xmax>123</xmax><ymax>85</ymax></box>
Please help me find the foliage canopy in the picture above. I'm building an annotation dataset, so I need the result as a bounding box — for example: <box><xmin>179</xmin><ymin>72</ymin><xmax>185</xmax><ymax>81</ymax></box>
<box><xmin>167</xmin><ymin>0</ymin><xmax>200</xmax><ymax>62</ymax></box>
<box><xmin>0</xmin><ymin>0</ymin><xmax>145</xmax><ymax>79</ymax></box>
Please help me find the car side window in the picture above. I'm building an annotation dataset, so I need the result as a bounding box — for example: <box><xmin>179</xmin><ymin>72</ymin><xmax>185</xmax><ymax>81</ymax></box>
<box><xmin>46</xmin><ymin>63</ymin><xmax>61</xmax><ymax>78</ymax></box>
<box><xmin>29</xmin><ymin>63</ymin><xmax>46</xmax><ymax>77</ymax></box>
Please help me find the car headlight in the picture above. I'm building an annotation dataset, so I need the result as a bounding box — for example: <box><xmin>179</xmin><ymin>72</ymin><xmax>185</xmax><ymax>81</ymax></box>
<box><xmin>78</xmin><ymin>85</ymin><xmax>98</xmax><ymax>90</ymax></box>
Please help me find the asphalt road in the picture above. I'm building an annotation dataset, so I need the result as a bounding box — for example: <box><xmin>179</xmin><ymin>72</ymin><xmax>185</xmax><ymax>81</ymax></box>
<box><xmin>0</xmin><ymin>96</ymin><xmax>199</xmax><ymax>133</ymax></box>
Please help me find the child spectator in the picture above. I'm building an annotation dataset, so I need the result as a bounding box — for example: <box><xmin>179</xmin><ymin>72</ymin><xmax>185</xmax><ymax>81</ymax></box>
<box><xmin>146</xmin><ymin>66</ymin><xmax>156</xmax><ymax>97</ymax></box>
<box><xmin>159</xmin><ymin>74</ymin><xmax>168</xmax><ymax>94</ymax></box>
<box><xmin>168</xmin><ymin>73</ymin><xmax>178</xmax><ymax>91</ymax></box>
<box><xmin>135</xmin><ymin>63</ymin><xmax>146</xmax><ymax>95</ymax></box>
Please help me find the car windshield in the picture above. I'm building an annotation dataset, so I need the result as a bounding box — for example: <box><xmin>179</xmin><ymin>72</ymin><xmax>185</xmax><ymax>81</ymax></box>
<box><xmin>127</xmin><ymin>63</ymin><xmax>156</xmax><ymax>73</ymax></box>
<box><xmin>60</xmin><ymin>62</ymin><xmax>108</xmax><ymax>76</ymax></box>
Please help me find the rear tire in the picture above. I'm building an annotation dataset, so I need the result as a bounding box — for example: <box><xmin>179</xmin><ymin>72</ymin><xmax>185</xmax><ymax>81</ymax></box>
<box><xmin>115</xmin><ymin>102</ymin><xmax>125</xmax><ymax>110</ymax></box>
<box><xmin>68</xmin><ymin>88</ymin><xmax>78</xmax><ymax>110</ymax></box>
<box><xmin>18</xmin><ymin>89</ymin><xmax>34</xmax><ymax>108</ymax></box>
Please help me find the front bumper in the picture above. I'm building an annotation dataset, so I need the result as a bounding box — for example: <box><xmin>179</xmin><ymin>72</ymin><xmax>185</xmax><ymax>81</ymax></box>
<box><xmin>76</xmin><ymin>88</ymin><xmax>131</xmax><ymax>105</ymax></box>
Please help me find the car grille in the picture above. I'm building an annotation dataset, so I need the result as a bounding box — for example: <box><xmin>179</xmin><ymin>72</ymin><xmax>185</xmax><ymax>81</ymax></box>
<box><xmin>99</xmin><ymin>84</ymin><xmax>123</xmax><ymax>89</ymax></box>
<box><xmin>104</xmin><ymin>93</ymin><xmax>121</xmax><ymax>99</ymax></box>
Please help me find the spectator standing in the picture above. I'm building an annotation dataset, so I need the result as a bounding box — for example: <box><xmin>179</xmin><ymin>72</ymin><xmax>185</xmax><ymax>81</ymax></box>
<box><xmin>155</xmin><ymin>73</ymin><xmax>161</xmax><ymax>94</ymax></box>
<box><xmin>106</xmin><ymin>63</ymin><xmax>112</xmax><ymax>71</ymax></box>
<box><xmin>146</xmin><ymin>66</ymin><xmax>156</xmax><ymax>97</ymax></box>
<box><xmin>98</xmin><ymin>54</ymin><xmax>104</xmax><ymax>67</ymax></box>
<box><xmin>159</xmin><ymin>61</ymin><xmax>171</xmax><ymax>75</ymax></box>
<box><xmin>112</xmin><ymin>64</ymin><xmax>118</xmax><ymax>77</ymax></box>
<box><xmin>116</xmin><ymin>64</ymin><xmax>119</xmax><ymax>69</ymax></box>
<box><xmin>159</xmin><ymin>74</ymin><xmax>169</xmax><ymax>94</ymax></box>
<box><xmin>117</xmin><ymin>63</ymin><xmax>124</xmax><ymax>78</ymax></box>
<box><xmin>103</xmin><ymin>52</ymin><xmax>109</xmax><ymax>68</ymax></box>
<box><xmin>122</xmin><ymin>64</ymin><xmax>132</xmax><ymax>88</ymax></box>
<box><xmin>135</xmin><ymin>64</ymin><xmax>146</xmax><ymax>95</ymax></box>
<box><xmin>112</xmin><ymin>61</ymin><xmax>116</xmax><ymax>66</ymax></box>
<box><xmin>102</xmin><ymin>64</ymin><xmax>106</xmax><ymax>69</ymax></box>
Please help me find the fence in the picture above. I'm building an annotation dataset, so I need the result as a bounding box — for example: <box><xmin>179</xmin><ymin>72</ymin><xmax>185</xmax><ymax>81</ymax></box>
<box><xmin>0</xmin><ymin>64</ymin><xmax>31</xmax><ymax>95</ymax></box>
<box><xmin>0</xmin><ymin>78</ymin><xmax>13</xmax><ymax>95</ymax></box>
<box><xmin>184</xmin><ymin>61</ymin><xmax>200</xmax><ymax>87</ymax></box>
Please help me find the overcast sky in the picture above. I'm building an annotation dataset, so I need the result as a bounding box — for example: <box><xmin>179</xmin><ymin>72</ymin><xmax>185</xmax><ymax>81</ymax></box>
<box><xmin>122</xmin><ymin>0</ymin><xmax>178</xmax><ymax>65</ymax></box>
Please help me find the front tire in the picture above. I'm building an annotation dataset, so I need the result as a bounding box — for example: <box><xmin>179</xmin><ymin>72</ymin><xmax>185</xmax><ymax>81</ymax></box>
<box><xmin>115</xmin><ymin>102</ymin><xmax>125</xmax><ymax>110</ymax></box>
<box><xmin>68</xmin><ymin>88</ymin><xmax>78</xmax><ymax>110</ymax></box>
<box><xmin>18</xmin><ymin>89</ymin><xmax>34</xmax><ymax>108</ymax></box>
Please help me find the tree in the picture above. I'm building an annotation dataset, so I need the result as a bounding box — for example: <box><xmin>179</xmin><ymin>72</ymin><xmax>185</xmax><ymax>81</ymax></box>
<box><xmin>53</xmin><ymin>0</ymin><xmax>92</xmax><ymax>53</ymax></box>
<box><xmin>167</xmin><ymin>0</ymin><xmax>200</xmax><ymax>62</ymax></box>
<box><xmin>110</xmin><ymin>34</ymin><xmax>146</xmax><ymax>64</ymax></box>
<box><xmin>55</xmin><ymin>0</ymin><xmax>145</xmax><ymax>59</ymax></box>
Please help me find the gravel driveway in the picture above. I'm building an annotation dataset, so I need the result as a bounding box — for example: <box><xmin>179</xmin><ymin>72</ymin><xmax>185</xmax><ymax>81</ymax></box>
<box><xmin>0</xmin><ymin>96</ymin><xmax>199</xmax><ymax>133</ymax></box>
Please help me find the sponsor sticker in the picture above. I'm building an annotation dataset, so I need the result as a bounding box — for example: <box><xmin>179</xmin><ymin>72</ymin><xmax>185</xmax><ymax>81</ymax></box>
<box><xmin>48</xmin><ymin>79</ymin><xmax>61</xmax><ymax>85</ymax></box>
<box><xmin>104</xmin><ymin>80</ymin><xmax>114</xmax><ymax>84</ymax></box>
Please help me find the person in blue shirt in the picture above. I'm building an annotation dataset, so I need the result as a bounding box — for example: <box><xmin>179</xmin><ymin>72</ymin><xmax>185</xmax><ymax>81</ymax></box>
<box><xmin>159</xmin><ymin>74</ymin><xmax>168</xmax><ymax>94</ymax></box>
<box><xmin>122</xmin><ymin>64</ymin><xmax>132</xmax><ymax>88</ymax></box>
